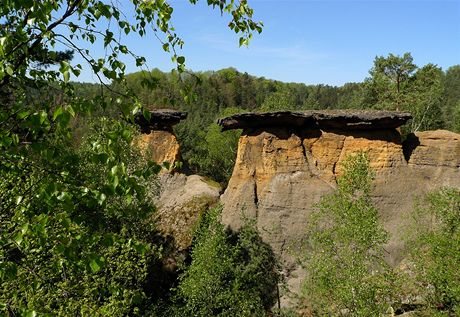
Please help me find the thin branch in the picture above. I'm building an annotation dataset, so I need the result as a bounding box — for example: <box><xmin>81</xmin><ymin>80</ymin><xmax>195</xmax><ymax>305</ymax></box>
<box><xmin>0</xmin><ymin>0</ymin><xmax>84</xmax><ymax>88</ymax></box>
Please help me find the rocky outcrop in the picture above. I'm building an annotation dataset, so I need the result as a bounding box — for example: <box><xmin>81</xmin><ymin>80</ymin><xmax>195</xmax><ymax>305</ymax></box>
<box><xmin>218</xmin><ymin>110</ymin><xmax>460</xmax><ymax>304</ymax></box>
<box><xmin>136</xmin><ymin>130</ymin><xmax>181</xmax><ymax>168</ymax></box>
<box><xmin>404</xmin><ymin>130</ymin><xmax>460</xmax><ymax>168</ymax></box>
<box><xmin>134</xmin><ymin>109</ymin><xmax>187</xmax><ymax>169</ymax></box>
<box><xmin>135</xmin><ymin>109</ymin><xmax>187</xmax><ymax>133</ymax></box>
<box><xmin>155</xmin><ymin>174</ymin><xmax>221</xmax><ymax>250</ymax></box>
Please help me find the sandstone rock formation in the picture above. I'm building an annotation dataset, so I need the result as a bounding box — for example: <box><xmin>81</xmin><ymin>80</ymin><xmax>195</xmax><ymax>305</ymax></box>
<box><xmin>218</xmin><ymin>110</ymin><xmax>460</xmax><ymax>305</ymax></box>
<box><xmin>134</xmin><ymin>109</ymin><xmax>187</xmax><ymax>132</ymax></box>
<box><xmin>134</xmin><ymin>109</ymin><xmax>187</xmax><ymax>170</ymax></box>
<box><xmin>404</xmin><ymin>129</ymin><xmax>460</xmax><ymax>168</ymax></box>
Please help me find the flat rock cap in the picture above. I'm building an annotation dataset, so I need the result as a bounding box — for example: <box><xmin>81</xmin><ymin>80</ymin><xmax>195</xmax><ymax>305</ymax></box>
<box><xmin>217</xmin><ymin>110</ymin><xmax>412</xmax><ymax>131</ymax></box>
<box><xmin>135</xmin><ymin>109</ymin><xmax>188</xmax><ymax>132</ymax></box>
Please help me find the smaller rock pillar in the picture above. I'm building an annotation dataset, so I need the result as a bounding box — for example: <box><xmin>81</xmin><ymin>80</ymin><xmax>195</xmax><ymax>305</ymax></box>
<box><xmin>134</xmin><ymin>109</ymin><xmax>187</xmax><ymax>171</ymax></box>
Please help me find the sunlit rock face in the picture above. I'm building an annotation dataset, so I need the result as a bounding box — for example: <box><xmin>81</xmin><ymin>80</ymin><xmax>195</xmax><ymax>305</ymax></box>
<box><xmin>404</xmin><ymin>129</ymin><xmax>460</xmax><ymax>169</ymax></box>
<box><xmin>136</xmin><ymin>130</ymin><xmax>181</xmax><ymax>167</ymax></box>
<box><xmin>134</xmin><ymin>109</ymin><xmax>187</xmax><ymax>170</ymax></box>
<box><xmin>218</xmin><ymin>110</ymin><xmax>460</xmax><ymax>303</ymax></box>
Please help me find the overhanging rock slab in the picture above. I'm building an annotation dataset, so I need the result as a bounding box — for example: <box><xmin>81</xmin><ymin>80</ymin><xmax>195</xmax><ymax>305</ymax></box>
<box><xmin>217</xmin><ymin>110</ymin><xmax>412</xmax><ymax>131</ymax></box>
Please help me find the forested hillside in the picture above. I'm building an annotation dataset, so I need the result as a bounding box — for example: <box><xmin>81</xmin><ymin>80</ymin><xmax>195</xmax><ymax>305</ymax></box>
<box><xmin>74</xmin><ymin>58</ymin><xmax>460</xmax><ymax>184</ymax></box>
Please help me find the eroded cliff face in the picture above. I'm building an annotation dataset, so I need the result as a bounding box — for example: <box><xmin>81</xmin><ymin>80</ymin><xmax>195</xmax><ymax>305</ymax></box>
<box><xmin>218</xmin><ymin>111</ymin><xmax>460</xmax><ymax>304</ymax></box>
<box><xmin>136</xmin><ymin>130</ymin><xmax>181</xmax><ymax>167</ymax></box>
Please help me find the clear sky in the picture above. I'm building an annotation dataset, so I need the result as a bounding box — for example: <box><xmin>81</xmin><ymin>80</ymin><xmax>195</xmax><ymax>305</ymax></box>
<box><xmin>75</xmin><ymin>0</ymin><xmax>460</xmax><ymax>86</ymax></box>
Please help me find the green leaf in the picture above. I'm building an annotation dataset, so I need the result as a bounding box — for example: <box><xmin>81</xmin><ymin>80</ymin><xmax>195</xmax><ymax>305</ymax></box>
<box><xmin>53</xmin><ymin>107</ymin><xmax>63</xmax><ymax>120</ymax></box>
<box><xmin>39</xmin><ymin>110</ymin><xmax>47</xmax><ymax>124</ymax></box>
<box><xmin>89</xmin><ymin>259</ymin><xmax>101</xmax><ymax>273</ymax></box>
<box><xmin>66</xmin><ymin>105</ymin><xmax>75</xmax><ymax>117</ymax></box>
<box><xmin>111</xmin><ymin>165</ymin><xmax>118</xmax><ymax>175</ymax></box>
<box><xmin>142</xmin><ymin>108</ymin><xmax>151</xmax><ymax>121</ymax></box>
<box><xmin>177</xmin><ymin>55</ymin><xmax>185</xmax><ymax>64</ymax></box>
<box><xmin>15</xmin><ymin>196</ymin><xmax>23</xmax><ymax>205</ymax></box>
<box><xmin>5</xmin><ymin>66</ymin><xmax>13</xmax><ymax>75</ymax></box>
<box><xmin>119</xmin><ymin>45</ymin><xmax>128</xmax><ymax>53</ymax></box>
<box><xmin>98</xmin><ymin>193</ymin><xmax>106</xmax><ymax>205</ymax></box>
<box><xmin>24</xmin><ymin>310</ymin><xmax>37</xmax><ymax>317</ymax></box>
<box><xmin>13</xmin><ymin>232</ymin><xmax>23</xmax><ymax>245</ymax></box>
<box><xmin>112</xmin><ymin>175</ymin><xmax>119</xmax><ymax>189</ymax></box>
<box><xmin>17</xmin><ymin>110</ymin><xmax>30</xmax><ymax>119</ymax></box>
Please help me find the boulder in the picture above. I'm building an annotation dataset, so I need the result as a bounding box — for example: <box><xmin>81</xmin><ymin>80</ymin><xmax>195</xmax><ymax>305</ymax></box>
<box><xmin>155</xmin><ymin>174</ymin><xmax>221</xmax><ymax>250</ymax></box>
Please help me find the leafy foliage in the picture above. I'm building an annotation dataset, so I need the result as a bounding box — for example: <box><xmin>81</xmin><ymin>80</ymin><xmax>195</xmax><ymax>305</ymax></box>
<box><xmin>0</xmin><ymin>118</ymin><xmax>160</xmax><ymax>315</ymax></box>
<box><xmin>442</xmin><ymin>66</ymin><xmax>460</xmax><ymax>132</ymax></box>
<box><xmin>178</xmin><ymin>107</ymin><xmax>244</xmax><ymax>185</ymax></box>
<box><xmin>169</xmin><ymin>206</ymin><xmax>280</xmax><ymax>317</ymax></box>
<box><xmin>300</xmin><ymin>152</ymin><xmax>394</xmax><ymax>316</ymax></box>
<box><xmin>408</xmin><ymin>188</ymin><xmax>460</xmax><ymax>315</ymax></box>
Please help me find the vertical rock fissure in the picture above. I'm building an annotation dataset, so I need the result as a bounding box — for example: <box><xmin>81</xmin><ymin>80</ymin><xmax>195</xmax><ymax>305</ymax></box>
<box><xmin>332</xmin><ymin>146</ymin><xmax>343</xmax><ymax>176</ymax></box>
<box><xmin>301</xmin><ymin>138</ymin><xmax>319</xmax><ymax>177</ymax></box>
<box><xmin>253</xmin><ymin>175</ymin><xmax>259</xmax><ymax>219</ymax></box>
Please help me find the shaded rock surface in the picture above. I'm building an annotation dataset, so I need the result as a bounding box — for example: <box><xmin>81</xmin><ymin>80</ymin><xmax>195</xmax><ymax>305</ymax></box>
<box><xmin>155</xmin><ymin>174</ymin><xmax>221</xmax><ymax>251</ymax></box>
<box><xmin>218</xmin><ymin>111</ymin><xmax>460</xmax><ymax>305</ymax></box>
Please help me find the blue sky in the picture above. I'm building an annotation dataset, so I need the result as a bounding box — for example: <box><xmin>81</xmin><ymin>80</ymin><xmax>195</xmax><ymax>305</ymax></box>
<box><xmin>75</xmin><ymin>0</ymin><xmax>460</xmax><ymax>86</ymax></box>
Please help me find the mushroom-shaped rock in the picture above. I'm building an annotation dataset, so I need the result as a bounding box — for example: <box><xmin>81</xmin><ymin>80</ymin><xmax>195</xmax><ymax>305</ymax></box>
<box><xmin>218</xmin><ymin>109</ymin><xmax>460</xmax><ymax>308</ymax></box>
<box><xmin>217</xmin><ymin>110</ymin><xmax>411</xmax><ymax>183</ymax></box>
<box><xmin>134</xmin><ymin>109</ymin><xmax>187</xmax><ymax>170</ymax></box>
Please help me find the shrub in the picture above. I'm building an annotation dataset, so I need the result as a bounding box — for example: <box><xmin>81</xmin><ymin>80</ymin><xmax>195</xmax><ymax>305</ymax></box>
<box><xmin>300</xmin><ymin>152</ymin><xmax>394</xmax><ymax>316</ymax></box>
<box><xmin>171</xmin><ymin>206</ymin><xmax>279</xmax><ymax>316</ymax></box>
<box><xmin>408</xmin><ymin>187</ymin><xmax>460</xmax><ymax>315</ymax></box>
